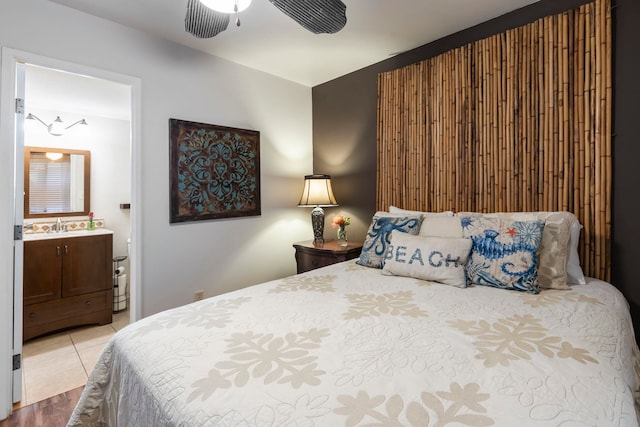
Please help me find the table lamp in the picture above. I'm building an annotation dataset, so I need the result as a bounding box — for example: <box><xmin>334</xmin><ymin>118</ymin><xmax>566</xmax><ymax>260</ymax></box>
<box><xmin>298</xmin><ymin>174</ymin><xmax>338</xmax><ymax>244</ymax></box>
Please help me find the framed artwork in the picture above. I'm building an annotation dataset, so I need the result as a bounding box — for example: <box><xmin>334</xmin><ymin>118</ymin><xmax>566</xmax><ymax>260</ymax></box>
<box><xmin>169</xmin><ymin>119</ymin><xmax>261</xmax><ymax>223</ymax></box>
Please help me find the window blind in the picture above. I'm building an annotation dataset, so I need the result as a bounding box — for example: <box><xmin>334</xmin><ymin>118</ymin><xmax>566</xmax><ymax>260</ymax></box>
<box><xmin>29</xmin><ymin>152</ymin><xmax>71</xmax><ymax>214</ymax></box>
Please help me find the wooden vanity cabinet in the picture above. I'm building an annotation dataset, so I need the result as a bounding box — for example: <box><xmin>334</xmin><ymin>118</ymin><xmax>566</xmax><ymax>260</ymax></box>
<box><xmin>23</xmin><ymin>233</ymin><xmax>113</xmax><ymax>341</ymax></box>
<box><xmin>23</xmin><ymin>239</ymin><xmax>62</xmax><ymax>306</ymax></box>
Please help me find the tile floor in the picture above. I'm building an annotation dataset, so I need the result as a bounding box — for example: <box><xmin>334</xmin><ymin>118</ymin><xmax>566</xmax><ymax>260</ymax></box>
<box><xmin>14</xmin><ymin>310</ymin><xmax>130</xmax><ymax>409</ymax></box>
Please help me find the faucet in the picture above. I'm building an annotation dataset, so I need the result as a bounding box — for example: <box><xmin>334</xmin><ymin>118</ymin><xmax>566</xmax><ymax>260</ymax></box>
<box><xmin>56</xmin><ymin>217</ymin><xmax>62</xmax><ymax>232</ymax></box>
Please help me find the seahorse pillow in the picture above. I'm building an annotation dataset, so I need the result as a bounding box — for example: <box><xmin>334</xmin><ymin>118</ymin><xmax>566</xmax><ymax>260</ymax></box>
<box><xmin>458</xmin><ymin>211</ymin><xmax>577</xmax><ymax>289</ymax></box>
<box><xmin>382</xmin><ymin>231</ymin><xmax>472</xmax><ymax>287</ymax></box>
<box><xmin>460</xmin><ymin>215</ymin><xmax>545</xmax><ymax>294</ymax></box>
<box><xmin>356</xmin><ymin>215</ymin><xmax>422</xmax><ymax>268</ymax></box>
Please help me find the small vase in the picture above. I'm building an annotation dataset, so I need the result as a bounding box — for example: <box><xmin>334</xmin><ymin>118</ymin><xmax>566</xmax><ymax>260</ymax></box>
<box><xmin>337</xmin><ymin>225</ymin><xmax>348</xmax><ymax>247</ymax></box>
<box><xmin>87</xmin><ymin>221</ymin><xmax>96</xmax><ymax>231</ymax></box>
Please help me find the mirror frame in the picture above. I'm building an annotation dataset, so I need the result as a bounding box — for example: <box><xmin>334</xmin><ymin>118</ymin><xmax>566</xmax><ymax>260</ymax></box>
<box><xmin>24</xmin><ymin>146</ymin><xmax>91</xmax><ymax>219</ymax></box>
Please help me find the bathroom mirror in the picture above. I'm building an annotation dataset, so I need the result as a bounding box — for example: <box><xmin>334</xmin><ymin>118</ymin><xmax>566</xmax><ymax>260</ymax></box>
<box><xmin>24</xmin><ymin>147</ymin><xmax>91</xmax><ymax>218</ymax></box>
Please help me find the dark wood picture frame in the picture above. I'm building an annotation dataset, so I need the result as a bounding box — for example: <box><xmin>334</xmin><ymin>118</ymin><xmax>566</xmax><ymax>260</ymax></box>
<box><xmin>169</xmin><ymin>119</ymin><xmax>261</xmax><ymax>223</ymax></box>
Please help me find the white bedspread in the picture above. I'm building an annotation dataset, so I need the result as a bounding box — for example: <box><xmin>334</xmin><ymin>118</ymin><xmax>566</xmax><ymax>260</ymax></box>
<box><xmin>68</xmin><ymin>260</ymin><xmax>640</xmax><ymax>426</ymax></box>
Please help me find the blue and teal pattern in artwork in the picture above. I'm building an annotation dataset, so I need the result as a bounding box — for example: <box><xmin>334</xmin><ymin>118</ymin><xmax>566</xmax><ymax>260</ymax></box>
<box><xmin>356</xmin><ymin>216</ymin><xmax>422</xmax><ymax>268</ymax></box>
<box><xmin>461</xmin><ymin>215</ymin><xmax>544</xmax><ymax>293</ymax></box>
<box><xmin>171</xmin><ymin>119</ymin><xmax>260</xmax><ymax>222</ymax></box>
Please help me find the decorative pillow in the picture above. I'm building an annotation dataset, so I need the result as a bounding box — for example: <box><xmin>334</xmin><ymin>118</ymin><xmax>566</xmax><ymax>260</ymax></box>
<box><xmin>373</xmin><ymin>211</ymin><xmax>415</xmax><ymax>218</ymax></box>
<box><xmin>458</xmin><ymin>211</ymin><xmax>576</xmax><ymax>289</ymax></box>
<box><xmin>567</xmin><ymin>220</ymin><xmax>586</xmax><ymax>284</ymax></box>
<box><xmin>460</xmin><ymin>215</ymin><xmax>545</xmax><ymax>294</ymax></box>
<box><xmin>356</xmin><ymin>215</ymin><xmax>422</xmax><ymax>268</ymax></box>
<box><xmin>382</xmin><ymin>231</ymin><xmax>472</xmax><ymax>287</ymax></box>
<box><xmin>389</xmin><ymin>206</ymin><xmax>454</xmax><ymax>217</ymax></box>
<box><xmin>419</xmin><ymin>216</ymin><xmax>463</xmax><ymax>238</ymax></box>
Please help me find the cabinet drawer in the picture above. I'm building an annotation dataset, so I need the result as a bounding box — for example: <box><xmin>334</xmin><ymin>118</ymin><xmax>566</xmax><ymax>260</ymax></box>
<box><xmin>297</xmin><ymin>252</ymin><xmax>342</xmax><ymax>272</ymax></box>
<box><xmin>293</xmin><ymin>240</ymin><xmax>363</xmax><ymax>274</ymax></box>
<box><xmin>23</xmin><ymin>290</ymin><xmax>112</xmax><ymax>340</ymax></box>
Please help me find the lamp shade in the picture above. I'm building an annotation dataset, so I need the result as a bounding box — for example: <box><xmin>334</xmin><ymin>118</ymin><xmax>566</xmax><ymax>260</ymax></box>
<box><xmin>298</xmin><ymin>174</ymin><xmax>338</xmax><ymax>207</ymax></box>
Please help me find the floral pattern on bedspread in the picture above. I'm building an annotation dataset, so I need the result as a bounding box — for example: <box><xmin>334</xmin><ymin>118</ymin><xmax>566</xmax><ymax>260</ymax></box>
<box><xmin>129</xmin><ymin>296</ymin><xmax>251</xmax><ymax>337</ymax></box>
<box><xmin>268</xmin><ymin>275</ymin><xmax>337</xmax><ymax>293</ymax></box>
<box><xmin>520</xmin><ymin>291</ymin><xmax>602</xmax><ymax>308</ymax></box>
<box><xmin>333</xmin><ymin>320</ymin><xmax>467</xmax><ymax>387</ymax></box>
<box><xmin>450</xmin><ymin>315</ymin><xmax>598</xmax><ymax>367</ymax></box>
<box><xmin>335</xmin><ymin>383</ymin><xmax>495</xmax><ymax>427</ymax></box>
<box><xmin>68</xmin><ymin>260</ymin><xmax>640</xmax><ymax>426</ymax></box>
<box><xmin>343</xmin><ymin>291</ymin><xmax>428</xmax><ymax>319</ymax></box>
<box><xmin>189</xmin><ymin>328</ymin><xmax>329</xmax><ymax>402</ymax></box>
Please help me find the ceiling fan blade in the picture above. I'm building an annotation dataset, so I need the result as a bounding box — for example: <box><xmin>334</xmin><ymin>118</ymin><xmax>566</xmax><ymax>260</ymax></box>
<box><xmin>268</xmin><ymin>0</ymin><xmax>347</xmax><ymax>34</ymax></box>
<box><xmin>185</xmin><ymin>0</ymin><xmax>230</xmax><ymax>38</ymax></box>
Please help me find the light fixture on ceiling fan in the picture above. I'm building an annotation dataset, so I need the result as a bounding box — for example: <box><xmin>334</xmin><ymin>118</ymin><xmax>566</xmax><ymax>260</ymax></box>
<box><xmin>199</xmin><ymin>0</ymin><xmax>252</xmax><ymax>13</ymax></box>
<box><xmin>26</xmin><ymin>113</ymin><xmax>88</xmax><ymax>136</ymax></box>
<box><xmin>199</xmin><ymin>0</ymin><xmax>252</xmax><ymax>27</ymax></box>
<box><xmin>186</xmin><ymin>0</ymin><xmax>347</xmax><ymax>39</ymax></box>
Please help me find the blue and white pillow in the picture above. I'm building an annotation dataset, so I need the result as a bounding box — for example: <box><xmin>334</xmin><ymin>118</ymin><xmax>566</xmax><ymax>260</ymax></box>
<box><xmin>460</xmin><ymin>215</ymin><xmax>545</xmax><ymax>293</ymax></box>
<box><xmin>382</xmin><ymin>231</ymin><xmax>472</xmax><ymax>287</ymax></box>
<box><xmin>356</xmin><ymin>215</ymin><xmax>422</xmax><ymax>268</ymax></box>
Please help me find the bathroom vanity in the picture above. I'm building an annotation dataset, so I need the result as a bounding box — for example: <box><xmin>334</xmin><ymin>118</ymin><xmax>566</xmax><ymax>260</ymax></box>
<box><xmin>23</xmin><ymin>229</ymin><xmax>113</xmax><ymax>341</ymax></box>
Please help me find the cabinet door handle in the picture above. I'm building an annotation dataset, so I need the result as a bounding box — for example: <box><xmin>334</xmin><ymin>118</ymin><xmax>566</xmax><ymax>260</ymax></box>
<box><xmin>85</xmin><ymin>300</ymin><xmax>92</xmax><ymax>306</ymax></box>
<box><xmin>64</xmin><ymin>245</ymin><xmax>68</xmax><ymax>255</ymax></box>
<box><xmin>56</xmin><ymin>246</ymin><xmax>60</xmax><ymax>256</ymax></box>
<box><xmin>29</xmin><ymin>312</ymin><xmax>36</xmax><ymax>319</ymax></box>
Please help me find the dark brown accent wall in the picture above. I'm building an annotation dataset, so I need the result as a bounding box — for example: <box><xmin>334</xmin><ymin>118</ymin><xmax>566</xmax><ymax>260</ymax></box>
<box><xmin>312</xmin><ymin>0</ymin><xmax>640</xmax><ymax>334</ymax></box>
<box><xmin>612</xmin><ymin>0</ymin><xmax>640</xmax><ymax>327</ymax></box>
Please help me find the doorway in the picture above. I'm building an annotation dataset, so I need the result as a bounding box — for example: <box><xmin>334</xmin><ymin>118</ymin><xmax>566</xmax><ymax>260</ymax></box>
<box><xmin>0</xmin><ymin>48</ymin><xmax>141</xmax><ymax>412</ymax></box>
<box><xmin>21</xmin><ymin>64</ymin><xmax>131</xmax><ymax>407</ymax></box>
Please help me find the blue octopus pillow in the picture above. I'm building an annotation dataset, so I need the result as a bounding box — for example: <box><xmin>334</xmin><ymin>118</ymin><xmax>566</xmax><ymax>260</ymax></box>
<box><xmin>460</xmin><ymin>215</ymin><xmax>545</xmax><ymax>293</ymax></box>
<box><xmin>356</xmin><ymin>215</ymin><xmax>422</xmax><ymax>268</ymax></box>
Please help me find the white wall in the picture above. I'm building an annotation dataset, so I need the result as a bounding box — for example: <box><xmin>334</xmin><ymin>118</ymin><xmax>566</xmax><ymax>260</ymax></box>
<box><xmin>24</xmin><ymin>108</ymin><xmax>132</xmax><ymax>268</ymax></box>
<box><xmin>1</xmin><ymin>1</ymin><xmax>313</xmax><ymax>316</ymax></box>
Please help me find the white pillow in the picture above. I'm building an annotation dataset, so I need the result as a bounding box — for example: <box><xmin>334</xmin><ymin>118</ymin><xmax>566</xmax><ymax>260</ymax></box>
<box><xmin>373</xmin><ymin>210</ymin><xmax>413</xmax><ymax>218</ymax></box>
<box><xmin>419</xmin><ymin>216</ymin><xmax>463</xmax><ymax>238</ymax></box>
<box><xmin>389</xmin><ymin>206</ymin><xmax>454</xmax><ymax>217</ymax></box>
<box><xmin>382</xmin><ymin>231</ymin><xmax>472</xmax><ymax>288</ymax></box>
<box><xmin>567</xmin><ymin>221</ymin><xmax>586</xmax><ymax>284</ymax></box>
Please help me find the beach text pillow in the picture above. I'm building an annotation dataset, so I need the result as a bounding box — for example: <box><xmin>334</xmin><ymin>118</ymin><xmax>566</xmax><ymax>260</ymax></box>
<box><xmin>382</xmin><ymin>231</ymin><xmax>472</xmax><ymax>287</ymax></box>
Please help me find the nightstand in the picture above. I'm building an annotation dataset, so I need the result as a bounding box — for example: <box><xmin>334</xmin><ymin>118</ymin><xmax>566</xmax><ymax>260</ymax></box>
<box><xmin>293</xmin><ymin>240</ymin><xmax>363</xmax><ymax>274</ymax></box>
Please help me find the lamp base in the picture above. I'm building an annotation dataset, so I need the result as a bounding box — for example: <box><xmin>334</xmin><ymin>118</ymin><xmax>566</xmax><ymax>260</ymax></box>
<box><xmin>310</xmin><ymin>206</ymin><xmax>325</xmax><ymax>244</ymax></box>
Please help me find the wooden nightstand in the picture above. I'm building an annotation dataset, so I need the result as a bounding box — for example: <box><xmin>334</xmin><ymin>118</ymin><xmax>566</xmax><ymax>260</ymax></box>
<box><xmin>293</xmin><ymin>240</ymin><xmax>363</xmax><ymax>274</ymax></box>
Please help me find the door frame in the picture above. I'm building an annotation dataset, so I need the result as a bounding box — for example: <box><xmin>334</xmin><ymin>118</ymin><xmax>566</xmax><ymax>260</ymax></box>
<box><xmin>11</xmin><ymin>61</ymin><xmax>24</xmax><ymax>405</ymax></box>
<box><xmin>0</xmin><ymin>47</ymin><xmax>142</xmax><ymax>418</ymax></box>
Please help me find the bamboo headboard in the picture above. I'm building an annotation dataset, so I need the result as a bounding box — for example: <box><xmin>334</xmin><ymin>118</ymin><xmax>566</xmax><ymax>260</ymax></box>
<box><xmin>376</xmin><ymin>0</ymin><xmax>611</xmax><ymax>281</ymax></box>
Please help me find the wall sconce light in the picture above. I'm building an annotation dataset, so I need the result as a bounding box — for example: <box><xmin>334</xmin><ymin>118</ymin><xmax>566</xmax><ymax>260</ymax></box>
<box><xmin>26</xmin><ymin>113</ymin><xmax>88</xmax><ymax>136</ymax></box>
<box><xmin>298</xmin><ymin>174</ymin><xmax>338</xmax><ymax>244</ymax></box>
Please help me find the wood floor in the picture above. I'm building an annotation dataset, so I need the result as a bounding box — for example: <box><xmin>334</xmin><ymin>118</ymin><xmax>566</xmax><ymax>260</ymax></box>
<box><xmin>0</xmin><ymin>386</ymin><xmax>83</xmax><ymax>427</ymax></box>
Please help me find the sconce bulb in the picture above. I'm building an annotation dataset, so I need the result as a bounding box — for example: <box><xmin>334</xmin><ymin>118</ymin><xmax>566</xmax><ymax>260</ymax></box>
<box><xmin>48</xmin><ymin>116</ymin><xmax>65</xmax><ymax>136</ymax></box>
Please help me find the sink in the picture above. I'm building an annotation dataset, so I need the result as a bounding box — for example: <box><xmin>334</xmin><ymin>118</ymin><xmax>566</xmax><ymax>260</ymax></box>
<box><xmin>23</xmin><ymin>228</ymin><xmax>114</xmax><ymax>241</ymax></box>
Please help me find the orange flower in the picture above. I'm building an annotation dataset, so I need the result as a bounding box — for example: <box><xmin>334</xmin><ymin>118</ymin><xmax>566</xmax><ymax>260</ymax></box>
<box><xmin>332</xmin><ymin>215</ymin><xmax>351</xmax><ymax>228</ymax></box>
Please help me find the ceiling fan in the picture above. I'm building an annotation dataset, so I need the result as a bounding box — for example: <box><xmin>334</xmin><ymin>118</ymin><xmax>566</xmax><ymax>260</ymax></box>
<box><xmin>185</xmin><ymin>0</ymin><xmax>348</xmax><ymax>38</ymax></box>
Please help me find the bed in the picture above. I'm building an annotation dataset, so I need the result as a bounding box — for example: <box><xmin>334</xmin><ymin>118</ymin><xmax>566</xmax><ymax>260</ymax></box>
<box><xmin>68</xmin><ymin>216</ymin><xmax>640</xmax><ymax>426</ymax></box>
